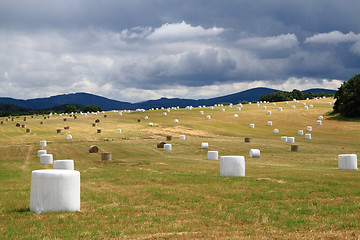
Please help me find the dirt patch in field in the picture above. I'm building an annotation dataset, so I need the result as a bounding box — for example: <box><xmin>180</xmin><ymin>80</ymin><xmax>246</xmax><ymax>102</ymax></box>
<box><xmin>256</xmin><ymin>178</ymin><xmax>286</xmax><ymax>184</ymax></box>
<box><xmin>141</xmin><ymin>125</ymin><xmax>218</xmax><ymax>138</ymax></box>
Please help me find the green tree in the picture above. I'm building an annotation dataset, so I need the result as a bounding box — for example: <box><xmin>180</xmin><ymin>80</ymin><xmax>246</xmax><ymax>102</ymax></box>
<box><xmin>64</xmin><ymin>105</ymin><xmax>78</xmax><ymax>113</ymax></box>
<box><xmin>82</xmin><ymin>104</ymin><xmax>103</xmax><ymax>113</ymax></box>
<box><xmin>333</xmin><ymin>74</ymin><xmax>360</xmax><ymax>117</ymax></box>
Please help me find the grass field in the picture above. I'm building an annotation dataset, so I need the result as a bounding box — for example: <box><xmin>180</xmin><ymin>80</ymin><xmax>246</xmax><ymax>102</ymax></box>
<box><xmin>0</xmin><ymin>98</ymin><xmax>359</xmax><ymax>239</ymax></box>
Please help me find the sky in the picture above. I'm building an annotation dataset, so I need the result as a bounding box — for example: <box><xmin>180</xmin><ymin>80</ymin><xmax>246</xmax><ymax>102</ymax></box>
<box><xmin>1</xmin><ymin>0</ymin><xmax>360</xmax><ymax>103</ymax></box>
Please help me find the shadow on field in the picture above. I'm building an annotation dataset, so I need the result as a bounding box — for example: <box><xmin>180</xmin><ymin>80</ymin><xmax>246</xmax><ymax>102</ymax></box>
<box><xmin>8</xmin><ymin>207</ymin><xmax>30</xmax><ymax>213</ymax></box>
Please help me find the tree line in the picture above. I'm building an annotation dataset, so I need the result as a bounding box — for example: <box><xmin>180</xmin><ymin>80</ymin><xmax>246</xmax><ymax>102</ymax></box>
<box><xmin>259</xmin><ymin>89</ymin><xmax>334</xmax><ymax>102</ymax></box>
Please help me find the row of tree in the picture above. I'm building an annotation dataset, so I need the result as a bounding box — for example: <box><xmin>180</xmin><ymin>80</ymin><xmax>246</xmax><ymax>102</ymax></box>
<box><xmin>259</xmin><ymin>89</ymin><xmax>334</xmax><ymax>102</ymax></box>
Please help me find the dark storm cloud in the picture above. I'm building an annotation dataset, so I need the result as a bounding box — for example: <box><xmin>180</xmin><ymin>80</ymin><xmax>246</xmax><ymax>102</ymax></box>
<box><xmin>0</xmin><ymin>0</ymin><xmax>359</xmax><ymax>101</ymax></box>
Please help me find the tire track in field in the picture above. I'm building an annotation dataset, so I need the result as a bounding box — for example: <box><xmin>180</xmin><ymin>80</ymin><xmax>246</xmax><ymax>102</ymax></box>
<box><xmin>20</xmin><ymin>144</ymin><xmax>34</xmax><ymax>171</ymax></box>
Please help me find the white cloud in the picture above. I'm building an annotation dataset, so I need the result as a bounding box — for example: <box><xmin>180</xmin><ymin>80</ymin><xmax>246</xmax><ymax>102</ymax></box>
<box><xmin>237</xmin><ymin>33</ymin><xmax>299</xmax><ymax>51</ymax></box>
<box><xmin>146</xmin><ymin>21</ymin><xmax>225</xmax><ymax>41</ymax></box>
<box><xmin>305</xmin><ymin>31</ymin><xmax>360</xmax><ymax>44</ymax></box>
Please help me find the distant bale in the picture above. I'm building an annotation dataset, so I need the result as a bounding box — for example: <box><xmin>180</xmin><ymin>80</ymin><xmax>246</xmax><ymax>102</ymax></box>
<box><xmin>201</xmin><ymin>143</ymin><xmax>209</xmax><ymax>149</ymax></box>
<box><xmin>40</xmin><ymin>121</ymin><xmax>44</xmax><ymax>125</ymax></box>
<box><xmin>57</xmin><ymin>129</ymin><xmax>62</xmax><ymax>133</ymax></box>
<box><xmin>274</xmin><ymin>129</ymin><xmax>279</xmax><ymax>133</ymax></box>
<box><xmin>63</xmin><ymin>118</ymin><xmax>67</xmax><ymax>121</ymax></box>
<box><xmin>179</xmin><ymin>135</ymin><xmax>186</xmax><ymax>140</ymax></box>
<box><xmin>97</xmin><ymin>129</ymin><xmax>102</xmax><ymax>133</ymax></box>
<box><xmin>137</xmin><ymin>119</ymin><xmax>141</xmax><ymax>122</ymax></box>
<box><xmin>207</xmin><ymin>151</ymin><xmax>218</xmax><ymax>160</ymax></box>
<box><xmin>64</xmin><ymin>126</ymin><xmax>70</xmax><ymax>129</ymax></box>
<box><xmin>95</xmin><ymin>119</ymin><xmax>100</xmax><ymax>123</ymax></box>
<box><xmin>101</xmin><ymin>152</ymin><xmax>111</xmax><ymax>161</ymax></box>
<box><xmin>92</xmin><ymin>123</ymin><xmax>96</xmax><ymax>127</ymax></box>
<box><xmin>166</xmin><ymin>136</ymin><xmax>172</xmax><ymax>141</ymax></box>
<box><xmin>157</xmin><ymin>141</ymin><xmax>166</xmax><ymax>148</ymax></box>
<box><xmin>26</xmin><ymin>128</ymin><xmax>31</xmax><ymax>133</ymax></box>
<box><xmin>66</xmin><ymin>134</ymin><xmax>72</xmax><ymax>140</ymax></box>
<box><xmin>104</xmin><ymin>115</ymin><xmax>107</xmax><ymax>118</ymax></box>
<box><xmin>298</xmin><ymin>130</ymin><xmax>303</xmax><ymax>135</ymax></box>
<box><xmin>23</xmin><ymin>117</ymin><xmax>27</xmax><ymax>121</ymax></box>
<box><xmin>250</xmin><ymin>124</ymin><xmax>255</xmax><ymax>128</ymax></box>
<box><xmin>291</xmin><ymin>145</ymin><xmax>299</xmax><ymax>152</ymax></box>
<box><xmin>89</xmin><ymin>145</ymin><xmax>99</xmax><ymax>153</ymax></box>
<box><xmin>0</xmin><ymin>121</ymin><xmax>4</xmax><ymax>125</ymax></box>
<box><xmin>16</xmin><ymin>122</ymin><xmax>20</xmax><ymax>127</ymax></box>
<box><xmin>74</xmin><ymin>116</ymin><xmax>77</xmax><ymax>119</ymax></box>
<box><xmin>249</xmin><ymin>149</ymin><xmax>260</xmax><ymax>158</ymax></box>
<box><xmin>244</xmin><ymin>137</ymin><xmax>251</xmax><ymax>143</ymax></box>
<box><xmin>21</xmin><ymin>124</ymin><xmax>26</xmax><ymax>128</ymax></box>
<box><xmin>281</xmin><ymin>136</ymin><xmax>288</xmax><ymax>142</ymax></box>
<box><xmin>305</xmin><ymin>133</ymin><xmax>312</xmax><ymax>139</ymax></box>
<box><xmin>338</xmin><ymin>154</ymin><xmax>357</xmax><ymax>170</ymax></box>
<box><xmin>288</xmin><ymin>137</ymin><xmax>295</xmax><ymax>143</ymax></box>
<box><xmin>164</xmin><ymin>144</ymin><xmax>172</xmax><ymax>151</ymax></box>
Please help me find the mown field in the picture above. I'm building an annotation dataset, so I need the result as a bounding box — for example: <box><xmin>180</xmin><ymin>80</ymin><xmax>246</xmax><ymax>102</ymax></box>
<box><xmin>0</xmin><ymin>98</ymin><xmax>359</xmax><ymax>239</ymax></box>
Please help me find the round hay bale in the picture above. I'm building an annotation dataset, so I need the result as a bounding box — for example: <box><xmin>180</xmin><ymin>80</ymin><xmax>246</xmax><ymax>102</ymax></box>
<box><xmin>274</xmin><ymin>128</ymin><xmax>279</xmax><ymax>133</ymax></box>
<box><xmin>220</xmin><ymin>156</ymin><xmax>245</xmax><ymax>177</ymax></box>
<box><xmin>317</xmin><ymin>120</ymin><xmax>322</xmax><ymax>125</ymax></box>
<box><xmin>26</xmin><ymin>128</ymin><xmax>31</xmax><ymax>133</ymax></box>
<box><xmin>63</xmin><ymin>118</ymin><xmax>67</xmax><ymax>121</ymax></box>
<box><xmin>40</xmin><ymin>140</ymin><xmax>47</xmax><ymax>147</ymax></box>
<box><xmin>173</xmin><ymin>119</ymin><xmax>179</xmax><ymax>124</ymax></box>
<box><xmin>179</xmin><ymin>135</ymin><xmax>186</xmax><ymax>140</ymax></box>
<box><xmin>200</xmin><ymin>111</ymin><xmax>204</xmax><ymax>115</ymax></box>
<box><xmin>304</xmin><ymin>106</ymin><xmax>309</xmax><ymax>110</ymax></box>
<box><xmin>144</xmin><ymin>116</ymin><xmax>148</xmax><ymax>120</ymax></box>
<box><xmin>166</xmin><ymin>136</ymin><xmax>172</xmax><ymax>141</ymax></box>
<box><xmin>201</xmin><ymin>143</ymin><xmax>209</xmax><ymax>149</ymax></box>
<box><xmin>64</xmin><ymin>126</ymin><xmax>70</xmax><ymax>130</ymax></box>
<box><xmin>57</xmin><ymin>129</ymin><xmax>62</xmax><ymax>133</ymax></box>
<box><xmin>23</xmin><ymin>117</ymin><xmax>27</xmax><ymax>121</ymax></box>
<box><xmin>250</xmin><ymin>124</ymin><xmax>255</xmax><ymax>128</ymax></box>
<box><xmin>0</xmin><ymin>121</ymin><xmax>4</xmax><ymax>124</ymax></box>
<box><xmin>278</xmin><ymin>107</ymin><xmax>283</xmax><ymax>111</ymax></box>
<box><xmin>244</xmin><ymin>137</ymin><xmax>251</xmax><ymax>143</ymax></box>
<box><xmin>104</xmin><ymin>115</ymin><xmax>107</xmax><ymax>118</ymax></box>
<box><xmin>66</xmin><ymin>134</ymin><xmax>72</xmax><ymax>140</ymax></box>
<box><xmin>16</xmin><ymin>122</ymin><xmax>20</xmax><ymax>127</ymax></box>
<box><xmin>267</xmin><ymin>111</ymin><xmax>272</xmax><ymax>115</ymax></box>
<box><xmin>291</xmin><ymin>145</ymin><xmax>299</xmax><ymax>152</ymax></box>
<box><xmin>101</xmin><ymin>152</ymin><xmax>111</xmax><ymax>161</ymax></box>
<box><xmin>163</xmin><ymin>112</ymin><xmax>167</xmax><ymax>116</ymax></box>
<box><xmin>206</xmin><ymin>115</ymin><xmax>211</xmax><ymax>119</ymax></box>
<box><xmin>249</xmin><ymin>149</ymin><xmax>260</xmax><ymax>158</ymax></box>
<box><xmin>89</xmin><ymin>145</ymin><xmax>99</xmax><ymax>153</ymax></box>
<box><xmin>281</xmin><ymin>136</ymin><xmax>288</xmax><ymax>142</ymax></box>
<box><xmin>157</xmin><ymin>141</ymin><xmax>166</xmax><ymax>148</ymax></box>
<box><xmin>40</xmin><ymin>121</ymin><xmax>44</xmax><ymax>125</ymax></box>
<box><xmin>164</xmin><ymin>144</ymin><xmax>172</xmax><ymax>151</ymax></box>
<box><xmin>338</xmin><ymin>154</ymin><xmax>358</xmax><ymax>170</ymax></box>
<box><xmin>44</xmin><ymin>117</ymin><xmax>47</xmax><ymax>119</ymax></box>
<box><xmin>117</xmin><ymin>129</ymin><xmax>122</xmax><ymax>133</ymax></box>
<box><xmin>288</xmin><ymin>137</ymin><xmax>295</xmax><ymax>143</ymax></box>
<box><xmin>137</xmin><ymin>119</ymin><xmax>141</xmax><ymax>122</ymax></box>
<box><xmin>305</xmin><ymin>133</ymin><xmax>312</xmax><ymax>139</ymax></box>
<box><xmin>267</xmin><ymin>121</ymin><xmax>272</xmax><ymax>126</ymax></box>
<box><xmin>38</xmin><ymin>150</ymin><xmax>47</xmax><ymax>157</ymax></box>
<box><xmin>149</xmin><ymin>123</ymin><xmax>153</xmax><ymax>126</ymax></box>
<box><xmin>207</xmin><ymin>151</ymin><xmax>218</xmax><ymax>160</ymax></box>
<box><xmin>292</xmin><ymin>105</ymin><xmax>296</xmax><ymax>109</ymax></box>
<box><xmin>74</xmin><ymin>116</ymin><xmax>77</xmax><ymax>119</ymax></box>
<box><xmin>307</xmin><ymin>126</ymin><xmax>312</xmax><ymax>131</ymax></box>
<box><xmin>298</xmin><ymin>130</ymin><xmax>303</xmax><ymax>135</ymax></box>
<box><xmin>95</xmin><ymin>119</ymin><xmax>100</xmax><ymax>123</ymax></box>
<box><xmin>92</xmin><ymin>123</ymin><xmax>96</xmax><ymax>127</ymax></box>
<box><xmin>318</xmin><ymin>116</ymin><xmax>323</xmax><ymax>120</ymax></box>
<box><xmin>40</xmin><ymin>154</ymin><xmax>53</xmax><ymax>165</ymax></box>
<box><xmin>97</xmin><ymin>129</ymin><xmax>102</xmax><ymax>133</ymax></box>
<box><xmin>21</xmin><ymin>124</ymin><xmax>26</xmax><ymax>128</ymax></box>
<box><xmin>233</xmin><ymin>114</ymin><xmax>238</xmax><ymax>118</ymax></box>
<box><xmin>53</xmin><ymin>160</ymin><xmax>74</xmax><ymax>170</ymax></box>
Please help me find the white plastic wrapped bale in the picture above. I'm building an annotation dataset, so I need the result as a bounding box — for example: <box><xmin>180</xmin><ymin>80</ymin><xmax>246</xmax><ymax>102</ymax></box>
<box><xmin>267</xmin><ymin>111</ymin><xmax>272</xmax><ymax>115</ymax></box>
<box><xmin>200</xmin><ymin>111</ymin><xmax>204</xmax><ymax>115</ymax></box>
<box><xmin>288</xmin><ymin>137</ymin><xmax>295</xmax><ymax>143</ymax></box>
<box><xmin>208</xmin><ymin>151</ymin><xmax>218</xmax><ymax>160</ymax></box>
<box><xmin>307</xmin><ymin>126</ymin><xmax>312</xmax><ymax>131</ymax></box>
<box><xmin>263</xmin><ymin>106</ymin><xmax>266</xmax><ymax>109</ymax></box>
<box><xmin>210</xmin><ymin>106</ymin><xmax>214</xmax><ymax>110</ymax></box>
<box><xmin>303</xmin><ymin>103</ymin><xmax>306</xmax><ymax>106</ymax></box>
<box><xmin>318</xmin><ymin>116</ymin><xmax>323</xmax><ymax>120</ymax></box>
<box><xmin>144</xmin><ymin>116</ymin><xmax>148</xmax><ymax>120</ymax></box>
<box><xmin>304</xmin><ymin>106</ymin><xmax>309</xmax><ymax>110</ymax></box>
<box><xmin>249</xmin><ymin>149</ymin><xmax>260</xmax><ymax>158</ymax></box>
<box><xmin>317</xmin><ymin>120</ymin><xmax>322</xmax><ymax>125</ymax></box>
<box><xmin>167</xmin><ymin>109</ymin><xmax>170</xmax><ymax>113</ymax></box>
<box><xmin>220</xmin><ymin>156</ymin><xmax>245</xmax><ymax>177</ymax></box>
<box><xmin>66</xmin><ymin>134</ymin><xmax>72</xmax><ymax>140</ymax></box>
<box><xmin>233</xmin><ymin>114</ymin><xmax>238</xmax><ymax>118</ymax></box>
<box><xmin>222</xmin><ymin>108</ymin><xmax>225</xmax><ymax>112</ymax></box>
<box><xmin>278</xmin><ymin>107</ymin><xmax>283</xmax><ymax>111</ymax></box>
<box><xmin>305</xmin><ymin>133</ymin><xmax>312</xmax><ymax>139</ymax></box>
<box><xmin>38</xmin><ymin>150</ymin><xmax>47</xmax><ymax>157</ymax></box>
<box><xmin>338</xmin><ymin>154</ymin><xmax>358</xmax><ymax>170</ymax></box>
<box><xmin>206</xmin><ymin>115</ymin><xmax>211</xmax><ymax>120</ymax></box>
<box><xmin>309</xmin><ymin>105</ymin><xmax>313</xmax><ymax>108</ymax></box>
<box><xmin>237</xmin><ymin>107</ymin><xmax>241</xmax><ymax>111</ymax></box>
<box><xmin>40</xmin><ymin>141</ymin><xmax>47</xmax><ymax>147</ymax></box>
<box><xmin>267</xmin><ymin>121</ymin><xmax>272</xmax><ymax>126</ymax></box>
<box><xmin>298</xmin><ymin>130</ymin><xmax>304</xmax><ymax>135</ymax></box>
<box><xmin>53</xmin><ymin>160</ymin><xmax>74</xmax><ymax>170</ymax></box>
<box><xmin>119</xmin><ymin>112</ymin><xmax>122</xmax><ymax>116</ymax></box>
<box><xmin>164</xmin><ymin>144</ymin><xmax>172</xmax><ymax>151</ymax></box>
<box><xmin>281</xmin><ymin>136</ymin><xmax>288</xmax><ymax>142</ymax></box>
<box><xmin>290</xmin><ymin>105</ymin><xmax>296</xmax><ymax>110</ymax></box>
<box><xmin>30</xmin><ymin>169</ymin><xmax>80</xmax><ymax>213</ymax></box>
<box><xmin>285</xmin><ymin>101</ymin><xmax>289</xmax><ymax>104</ymax></box>
<box><xmin>117</xmin><ymin>129</ymin><xmax>122</xmax><ymax>133</ymax></box>
<box><xmin>163</xmin><ymin>112</ymin><xmax>167</xmax><ymax>116</ymax></box>
<box><xmin>274</xmin><ymin>128</ymin><xmax>279</xmax><ymax>133</ymax></box>
<box><xmin>273</xmin><ymin>103</ymin><xmax>276</xmax><ymax>106</ymax></box>
<box><xmin>250</xmin><ymin>124</ymin><xmax>255</xmax><ymax>128</ymax></box>
<box><xmin>40</xmin><ymin>154</ymin><xmax>53</xmax><ymax>165</ymax></box>
<box><xmin>149</xmin><ymin>123</ymin><xmax>154</xmax><ymax>126</ymax></box>
<box><xmin>179</xmin><ymin>135</ymin><xmax>186</xmax><ymax>140</ymax></box>
<box><xmin>173</xmin><ymin>119</ymin><xmax>179</xmax><ymax>124</ymax></box>
<box><xmin>201</xmin><ymin>143</ymin><xmax>209</xmax><ymax>149</ymax></box>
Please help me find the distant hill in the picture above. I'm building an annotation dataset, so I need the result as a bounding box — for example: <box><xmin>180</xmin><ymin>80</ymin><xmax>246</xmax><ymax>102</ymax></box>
<box><xmin>302</xmin><ymin>88</ymin><xmax>336</xmax><ymax>94</ymax></box>
<box><xmin>0</xmin><ymin>88</ymin><xmax>336</xmax><ymax>111</ymax></box>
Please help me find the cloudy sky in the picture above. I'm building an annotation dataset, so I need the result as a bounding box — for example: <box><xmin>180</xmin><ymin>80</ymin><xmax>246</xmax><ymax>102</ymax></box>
<box><xmin>1</xmin><ymin>0</ymin><xmax>360</xmax><ymax>102</ymax></box>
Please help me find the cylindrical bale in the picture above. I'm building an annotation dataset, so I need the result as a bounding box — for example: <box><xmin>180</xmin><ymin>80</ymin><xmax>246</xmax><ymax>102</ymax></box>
<box><xmin>274</xmin><ymin>128</ymin><xmax>279</xmax><ymax>133</ymax></box>
<box><xmin>92</xmin><ymin>123</ymin><xmax>96</xmax><ymax>127</ymax></box>
<box><xmin>200</xmin><ymin>111</ymin><xmax>204</xmax><ymax>115</ymax></box>
<box><xmin>117</xmin><ymin>129</ymin><xmax>122</xmax><ymax>133</ymax></box>
<box><xmin>21</xmin><ymin>124</ymin><xmax>26</xmax><ymax>128</ymax></box>
<box><xmin>97</xmin><ymin>129</ymin><xmax>102</xmax><ymax>133</ymax></box>
<box><xmin>263</xmin><ymin>106</ymin><xmax>266</xmax><ymax>109</ymax></box>
<box><xmin>104</xmin><ymin>115</ymin><xmax>107</xmax><ymax>118</ymax></box>
<box><xmin>298</xmin><ymin>130</ymin><xmax>304</xmax><ymax>135</ymax></box>
<box><xmin>63</xmin><ymin>118</ymin><xmax>68</xmax><ymax>122</ymax></box>
<box><xmin>53</xmin><ymin>160</ymin><xmax>74</xmax><ymax>170</ymax></box>
<box><xmin>38</xmin><ymin>150</ymin><xmax>47</xmax><ymax>157</ymax></box>
<box><xmin>40</xmin><ymin>140</ymin><xmax>47</xmax><ymax>147</ymax></box>
<box><xmin>164</xmin><ymin>144</ymin><xmax>172</xmax><ymax>151</ymax></box>
<box><xmin>338</xmin><ymin>154</ymin><xmax>358</xmax><ymax>170</ymax></box>
<box><xmin>245</xmin><ymin>137</ymin><xmax>251</xmax><ymax>143</ymax></box>
<box><xmin>318</xmin><ymin>116</ymin><xmax>323</xmax><ymax>120</ymax></box>
<box><xmin>179</xmin><ymin>135</ymin><xmax>186</xmax><ymax>140</ymax></box>
<box><xmin>307</xmin><ymin>126</ymin><xmax>312</xmax><ymax>131</ymax></box>
<box><xmin>317</xmin><ymin>120</ymin><xmax>322</xmax><ymax>125</ymax></box>
<box><xmin>23</xmin><ymin>117</ymin><xmax>27</xmax><ymax>121</ymax></box>
<box><xmin>57</xmin><ymin>129</ymin><xmax>62</xmax><ymax>133</ymax></box>
<box><xmin>221</xmin><ymin>109</ymin><xmax>225</xmax><ymax>112</ymax></box>
<box><xmin>144</xmin><ymin>116</ymin><xmax>148</xmax><ymax>120</ymax></box>
<box><xmin>288</xmin><ymin>137</ymin><xmax>295</xmax><ymax>143</ymax></box>
<box><xmin>207</xmin><ymin>151</ymin><xmax>218</xmax><ymax>160</ymax></box>
<box><xmin>0</xmin><ymin>121</ymin><xmax>4</xmax><ymax>124</ymax></box>
<box><xmin>44</xmin><ymin>117</ymin><xmax>47</xmax><ymax>119</ymax></box>
<box><xmin>305</xmin><ymin>133</ymin><xmax>312</xmax><ymax>139</ymax></box>
<box><xmin>173</xmin><ymin>119</ymin><xmax>179</xmax><ymax>124</ymax></box>
<box><xmin>233</xmin><ymin>114</ymin><xmax>238</xmax><ymax>118</ymax></box>
<box><xmin>267</xmin><ymin>111</ymin><xmax>272</xmax><ymax>115</ymax></box>
<box><xmin>16</xmin><ymin>123</ymin><xmax>20</xmax><ymax>127</ymax></box>
<box><xmin>149</xmin><ymin>123</ymin><xmax>154</xmax><ymax>126</ymax></box>
<box><xmin>163</xmin><ymin>112</ymin><xmax>167</xmax><ymax>116</ymax></box>
<box><xmin>166</xmin><ymin>136</ymin><xmax>172</xmax><ymax>141</ymax></box>
<box><xmin>74</xmin><ymin>116</ymin><xmax>77</xmax><ymax>119</ymax></box>
<box><xmin>89</xmin><ymin>145</ymin><xmax>99</xmax><ymax>153</ymax></box>
<box><xmin>206</xmin><ymin>115</ymin><xmax>211</xmax><ymax>119</ymax></box>
<box><xmin>267</xmin><ymin>121</ymin><xmax>272</xmax><ymax>126</ymax></box>
<box><xmin>40</xmin><ymin>154</ymin><xmax>53</xmax><ymax>165</ymax></box>
<box><xmin>64</xmin><ymin>126</ymin><xmax>69</xmax><ymax>129</ymax></box>
<box><xmin>40</xmin><ymin>121</ymin><xmax>44</xmax><ymax>125</ymax></box>
<box><xmin>278</xmin><ymin>107</ymin><xmax>283</xmax><ymax>111</ymax></box>
<box><xmin>26</xmin><ymin>128</ymin><xmax>31</xmax><ymax>133</ymax></box>
<box><xmin>201</xmin><ymin>143</ymin><xmax>209</xmax><ymax>149</ymax></box>
<box><xmin>291</xmin><ymin>145</ymin><xmax>299</xmax><ymax>152</ymax></box>
<box><xmin>281</xmin><ymin>136</ymin><xmax>288</xmax><ymax>142</ymax></box>
<box><xmin>137</xmin><ymin>119</ymin><xmax>141</xmax><ymax>122</ymax></box>
<box><xmin>292</xmin><ymin>105</ymin><xmax>296</xmax><ymax>109</ymax></box>
<box><xmin>250</xmin><ymin>124</ymin><xmax>255</xmax><ymax>128</ymax></box>
<box><xmin>66</xmin><ymin>134</ymin><xmax>72</xmax><ymax>140</ymax></box>
<box><xmin>101</xmin><ymin>153</ymin><xmax>112</xmax><ymax>161</ymax></box>
<box><xmin>157</xmin><ymin>141</ymin><xmax>166</xmax><ymax>148</ymax></box>
<box><xmin>304</xmin><ymin>106</ymin><xmax>309</xmax><ymax>110</ymax></box>
<box><xmin>95</xmin><ymin>119</ymin><xmax>100</xmax><ymax>123</ymax></box>
<box><xmin>249</xmin><ymin>149</ymin><xmax>260</xmax><ymax>158</ymax></box>
<box><xmin>220</xmin><ymin>156</ymin><xmax>245</xmax><ymax>177</ymax></box>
